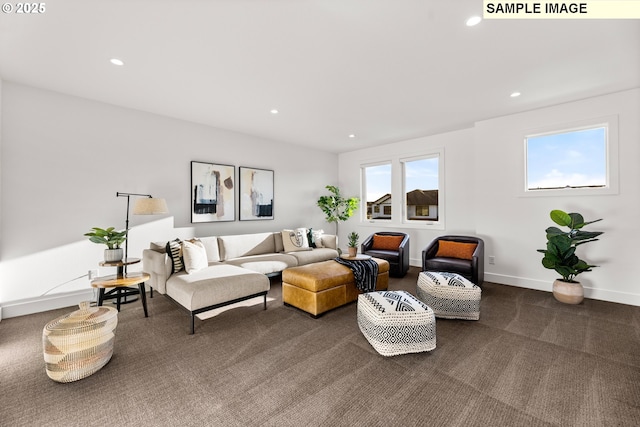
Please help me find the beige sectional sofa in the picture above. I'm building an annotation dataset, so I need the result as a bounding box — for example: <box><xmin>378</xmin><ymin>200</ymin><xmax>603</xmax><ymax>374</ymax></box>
<box><xmin>142</xmin><ymin>231</ymin><xmax>338</xmax><ymax>333</ymax></box>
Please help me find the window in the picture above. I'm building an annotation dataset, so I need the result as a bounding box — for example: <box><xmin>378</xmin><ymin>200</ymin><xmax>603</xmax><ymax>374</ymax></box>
<box><xmin>403</xmin><ymin>156</ymin><xmax>440</xmax><ymax>222</ymax></box>
<box><xmin>415</xmin><ymin>206</ymin><xmax>430</xmax><ymax>216</ymax></box>
<box><xmin>361</xmin><ymin>149</ymin><xmax>444</xmax><ymax>229</ymax></box>
<box><xmin>363</xmin><ymin>163</ymin><xmax>391</xmax><ymax>220</ymax></box>
<box><xmin>523</xmin><ymin>117</ymin><xmax>618</xmax><ymax>196</ymax></box>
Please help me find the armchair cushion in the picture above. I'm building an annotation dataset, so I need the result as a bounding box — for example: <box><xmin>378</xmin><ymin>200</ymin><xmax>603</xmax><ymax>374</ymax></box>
<box><xmin>362</xmin><ymin>232</ymin><xmax>410</xmax><ymax>278</ymax></box>
<box><xmin>422</xmin><ymin>235</ymin><xmax>484</xmax><ymax>286</ymax></box>
<box><xmin>435</xmin><ymin>241</ymin><xmax>477</xmax><ymax>260</ymax></box>
<box><xmin>372</xmin><ymin>234</ymin><xmax>404</xmax><ymax>251</ymax></box>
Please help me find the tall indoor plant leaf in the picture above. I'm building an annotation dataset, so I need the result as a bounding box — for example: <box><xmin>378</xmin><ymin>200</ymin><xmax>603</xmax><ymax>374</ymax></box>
<box><xmin>537</xmin><ymin>209</ymin><xmax>603</xmax><ymax>283</ymax></box>
<box><xmin>317</xmin><ymin>185</ymin><xmax>359</xmax><ymax>240</ymax></box>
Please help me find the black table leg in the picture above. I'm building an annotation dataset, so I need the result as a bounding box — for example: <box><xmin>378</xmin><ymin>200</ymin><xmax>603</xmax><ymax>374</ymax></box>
<box><xmin>138</xmin><ymin>283</ymin><xmax>148</xmax><ymax>317</ymax></box>
<box><xmin>98</xmin><ymin>289</ymin><xmax>105</xmax><ymax>306</ymax></box>
<box><xmin>116</xmin><ymin>289</ymin><xmax>122</xmax><ymax>312</ymax></box>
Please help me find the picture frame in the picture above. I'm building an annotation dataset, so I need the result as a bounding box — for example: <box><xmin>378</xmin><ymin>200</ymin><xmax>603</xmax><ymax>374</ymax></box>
<box><xmin>191</xmin><ymin>161</ymin><xmax>236</xmax><ymax>223</ymax></box>
<box><xmin>239</xmin><ymin>167</ymin><xmax>274</xmax><ymax>221</ymax></box>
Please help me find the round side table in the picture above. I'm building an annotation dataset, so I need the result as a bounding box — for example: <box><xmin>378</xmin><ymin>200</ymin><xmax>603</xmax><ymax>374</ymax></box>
<box><xmin>91</xmin><ymin>272</ymin><xmax>150</xmax><ymax>317</ymax></box>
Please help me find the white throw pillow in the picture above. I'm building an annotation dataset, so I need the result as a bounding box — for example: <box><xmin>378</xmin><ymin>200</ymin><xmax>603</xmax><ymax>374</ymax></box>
<box><xmin>181</xmin><ymin>239</ymin><xmax>208</xmax><ymax>274</ymax></box>
<box><xmin>311</xmin><ymin>229</ymin><xmax>325</xmax><ymax>248</ymax></box>
<box><xmin>198</xmin><ymin>236</ymin><xmax>220</xmax><ymax>262</ymax></box>
<box><xmin>281</xmin><ymin>228</ymin><xmax>311</xmax><ymax>252</ymax></box>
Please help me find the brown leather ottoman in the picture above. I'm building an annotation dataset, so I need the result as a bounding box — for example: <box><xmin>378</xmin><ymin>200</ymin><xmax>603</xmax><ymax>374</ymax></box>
<box><xmin>282</xmin><ymin>258</ymin><xmax>389</xmax><ymax>317</ymax></box>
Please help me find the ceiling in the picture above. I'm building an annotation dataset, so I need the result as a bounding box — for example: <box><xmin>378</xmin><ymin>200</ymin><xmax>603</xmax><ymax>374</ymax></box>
<box><xmin>1</xmin><ymin>0</ymin><xmax>638</xmax><ymax>153</ymax></box>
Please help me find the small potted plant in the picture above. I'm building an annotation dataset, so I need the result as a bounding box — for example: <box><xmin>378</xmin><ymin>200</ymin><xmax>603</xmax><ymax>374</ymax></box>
<box><xmin>537</xmin><ymin>209</ymin><xmax>603</xmax><ymax>304</ymax></box>
<box><xmin>84</xmin><ymin>227</ymin><xmax>127</xmax><ymax>262</ymax></box>
<box><xmin>347</xmin><ymin>231</ymin><xmax>359</xmax><ymax>257</ymax></box>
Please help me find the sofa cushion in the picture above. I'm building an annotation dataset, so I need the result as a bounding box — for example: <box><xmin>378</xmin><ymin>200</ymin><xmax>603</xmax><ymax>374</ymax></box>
<box><xmin>166</xmin><ymin>264</ymin><xmax>269</xmax><ymax>311</ymax></box>
<box><xmin>274</xmin><ymin>232</ymin><xmax>285</xmax><ymax>253</ymax></box>
<box><xmin>287</xmin><ymin>247</ymin><xmax>339</xmax><ymax>266</ymax></box>
<box><xmin>224</xmin><ymin>253</ymin><xmax>299</xmax><ymax>274</ymax></box>
<box><xmin>218</xmin><ymin>233</ymin><xmax>276</xmax><ymax>261</ymax></box>
<box><xmin>166</xmin><ymin>239</ymin><xmax>184</xmax><ymax>273</ymax></box>
<box><xmin>150</xmin><ymin>241</ymin><xmax>167</xmax><ymax>254</ymax></box>
<box><xmin>307</xmin><ymin>228</ymin><xmax>316</xmax><ymax>248</ymax></box>
<box><xmin>182</xmin><ymin>239</ymin><xmax>208</xmax><ymax>274</ymax></box>
<box><xmin>311</xmin><ymin>229</ymin><xmax>326</xmax><ymax>248</ymax></box>
<box><xmin>198</xmin><ymin>236</ymin><xmax>221</xmax><ymax>262</ymax></box>
<box><xmin>281</xmin><ymin>229</ymin><xmax>311</xmax><ymax>252</ymax></box>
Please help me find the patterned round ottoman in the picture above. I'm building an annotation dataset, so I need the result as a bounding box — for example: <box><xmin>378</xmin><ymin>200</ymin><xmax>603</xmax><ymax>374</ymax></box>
<box><xmin>43</xmin><ymin>301</ymin><xmax>118</xmax><ymax>383</ymax></box>
<box><xmin>416</xmin><ymin>272</ymin><xmax>481</xmax><ymax>320</ymax></box>
<box><xmin>357</xmin><ymin>290</ymin><xmax>436</xmax><ymax>356</ymax></box>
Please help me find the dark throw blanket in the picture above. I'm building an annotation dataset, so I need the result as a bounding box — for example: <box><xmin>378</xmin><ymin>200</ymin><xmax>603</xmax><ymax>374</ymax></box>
<box><xmin>334</xmin><ymin>257</ymin><xmax>379</xmax><ymax>293</ymax></box>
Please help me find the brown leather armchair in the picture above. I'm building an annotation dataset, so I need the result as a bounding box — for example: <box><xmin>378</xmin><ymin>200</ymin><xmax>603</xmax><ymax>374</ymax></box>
<box><xmin>422</xmin><ymin>235</ymin><xmax>484</xmax><ymax>285</ymax></box>
<box><xmin>361</xmin><ymin>232</ymin><xmax>410</xmax><ymax>277</ymax></box>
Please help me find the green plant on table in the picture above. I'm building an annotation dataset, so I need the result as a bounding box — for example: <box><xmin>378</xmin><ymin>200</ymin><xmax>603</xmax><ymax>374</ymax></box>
<box><xmin>84</xmin><ymin>227</ymin><xmax>127</xmax><ymax>249</ymax></box>
<box><xmin>347</xmin><ymin>231</ymin><xmax>359</xmax><ymax>248</ymax></box>
<box><xmin>537</xmin><ymin>209</ymin><xmax>603</xmax><ymax>282</ymax></box>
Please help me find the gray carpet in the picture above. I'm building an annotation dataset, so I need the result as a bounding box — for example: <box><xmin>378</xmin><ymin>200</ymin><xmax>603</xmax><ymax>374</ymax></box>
<box><xmin>2</xmin><ymin>267</ymin><xmax>640</xmax><ymax>426</ymax></box>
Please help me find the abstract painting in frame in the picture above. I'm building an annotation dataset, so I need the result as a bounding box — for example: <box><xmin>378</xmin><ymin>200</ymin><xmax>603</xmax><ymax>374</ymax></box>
<box><xmin>191</xmin><ymin>161</ymin><xmax>235</xmax><ymax>223</ymax></box>
<box><xmin>239</xmin><ymin>167</ymin><xmax>274</xmax><ymax>221</ymax></box>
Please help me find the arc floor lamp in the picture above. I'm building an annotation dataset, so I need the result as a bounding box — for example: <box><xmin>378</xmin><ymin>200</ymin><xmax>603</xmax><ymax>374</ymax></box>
<box><xmin>117</xmin><ymin>192</ymin><xmax>169</xmax><ymax>274</ymax></box>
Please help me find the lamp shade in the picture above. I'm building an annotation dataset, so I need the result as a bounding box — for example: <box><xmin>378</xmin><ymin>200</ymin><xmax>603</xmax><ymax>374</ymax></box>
<box><xmin>132</xmin><ymin>198</ymin><xmax>169</xmax><ymax>215</ymax></box>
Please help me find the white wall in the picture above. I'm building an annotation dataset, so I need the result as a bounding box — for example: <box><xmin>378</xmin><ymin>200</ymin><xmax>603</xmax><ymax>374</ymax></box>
<box><xmin>0</xmin><ymin>79</ymin><xmax>2</xmax><ymax>321</ymax></box>
<box><xmin>475</xmin><ymin>88</ymin><xmax>640</xmax><ymax>305</ymax></box>
<box><xmin>338</xmin><ymin>127</ymin><xmax>477</xmax><ymax>266</ymax></box>
<box><xmin>0</xmin><ymin>82</ymin><xmax>338</xmax><ymax>316</ymax></box>
<box><xmin>339</xmin><ymin>88</ymin><xmax>640</xmax><ymax>306</ymax></box>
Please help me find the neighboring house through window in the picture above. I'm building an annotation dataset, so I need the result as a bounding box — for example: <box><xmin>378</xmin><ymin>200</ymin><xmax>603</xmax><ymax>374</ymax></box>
<box><xmin>361</xmin><ymin>149</ymin><xmax>444</xmax><ymax>229</ymax></box>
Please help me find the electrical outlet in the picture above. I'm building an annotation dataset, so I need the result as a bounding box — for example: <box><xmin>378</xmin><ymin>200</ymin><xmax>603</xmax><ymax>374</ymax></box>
<box><xmin>88</xmin><ymin>269</ymin><xmax>99</xmax><ymax>279</ymax></box>
<box><xmin>488</xmin><ymin>256</ymin><xmax>495</xmax><ymax>265</ymax></box>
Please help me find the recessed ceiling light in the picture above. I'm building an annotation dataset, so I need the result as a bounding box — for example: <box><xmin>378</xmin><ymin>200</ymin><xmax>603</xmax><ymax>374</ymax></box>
<box><xmin>270</xmin><ymin>109</ymin><xmax>279</xmax><ymax>114</ymax></box>
<box><xmin>110</xmin><ymin>58</ymin><xmax>124</xmax><ymax>66</ymax></box>
<box><xmin>348</xmin><ymin>134</ymin><xmax>356</xmax><ymax>139</ymax></box>
<box><xmin>466</xmin><ymin>16</ymin><xmax>482</xmax><ymax>26</ymax></box>
<box><xmin>510</xmin><ymin>92</ymin><xmax>521</xmax><ymax>98</ymax></box>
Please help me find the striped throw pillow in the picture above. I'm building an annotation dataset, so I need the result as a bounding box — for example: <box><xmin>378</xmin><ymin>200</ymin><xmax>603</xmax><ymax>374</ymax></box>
<box><xmin>166</xmin><ymin>238</ymin><xmax>184</xmax><ymax>274</ymax></box>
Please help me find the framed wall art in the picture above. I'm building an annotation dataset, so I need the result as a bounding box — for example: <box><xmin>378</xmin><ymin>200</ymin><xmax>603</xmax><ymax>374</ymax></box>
<box><xmin>191</xmin><ymin>161</ymin><xmax>235</xmax><ymax>223</ymax></box>
<box><xmin>239</xmin><ymin>167</ymin><xmax>274</xmax><ymax>221</ymax></box>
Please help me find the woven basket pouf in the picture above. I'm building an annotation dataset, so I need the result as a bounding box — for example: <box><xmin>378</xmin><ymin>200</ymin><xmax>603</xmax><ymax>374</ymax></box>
<box><xmin>43</xmin><ymin>301</ymin><xmax>118</xmax><ymax>383</ymax></box>
<box><xmin>417</xmin><ymin>272</ymin><xmax>481</xmax><ymax>320</ymax></box>
<box><xmin>357</xmin><ymin>290</ymin><xmax>436</xmax><ymax>356</ymax></box>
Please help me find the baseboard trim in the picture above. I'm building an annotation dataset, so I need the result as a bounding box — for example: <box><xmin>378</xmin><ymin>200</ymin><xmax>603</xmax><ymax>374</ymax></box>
<box><xmin>0</xmin><ymin>289</ymin><xmax>95</xmax><ymax>320</ymax></box>
<box><xmin>484</xmin><ymin>272</ymin><xmax>640</xmax><ymax>307</ymax></box>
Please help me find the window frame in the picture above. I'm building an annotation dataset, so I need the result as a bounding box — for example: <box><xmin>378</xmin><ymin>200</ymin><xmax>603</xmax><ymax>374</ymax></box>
<box><xmin>361</xmin><ymin>161</ymin><xmax>393</xmax><ymax>222</ymax></box>
<box><xmin>521</xmin><ymin>116</ymin><xmax>619</xmax><ymax>197</ymax></box>
<box><xmin>401</xmin><ymin>153</ymin><xmax>443</xmax><ymax>226</ymax></box>
<box><xmin>360</xmin><ymin>148</ymin><xmax>445</xmax><ymax>230</ymax></box>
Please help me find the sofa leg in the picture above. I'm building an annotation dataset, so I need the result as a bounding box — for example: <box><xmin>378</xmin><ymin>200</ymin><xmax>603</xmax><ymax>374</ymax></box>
<box><xmin>190</xmin><ymin>314</ymin><xmax>195</xmax><ymax>335</ymax></box>
<box><xmin>263</xmin><ymin>294</ymin><xmax>267</xmax><ymax>310</ymax></box>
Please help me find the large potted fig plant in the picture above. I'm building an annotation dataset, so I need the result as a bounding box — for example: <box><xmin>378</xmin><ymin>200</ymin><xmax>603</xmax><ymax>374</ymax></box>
<box><xmin>537</xmin><ymin>209</ymin><xmax>603</xmax><ymax>304</ymax></box>
<box><xmin>317</xmin><ymin>185</ymin><xmax>359</xmax><ymax>253</ymax></box>
<box><xmin>85</xmin><ymin>227</ymin><xmax>127</xmax><ymax>262</ymax></box>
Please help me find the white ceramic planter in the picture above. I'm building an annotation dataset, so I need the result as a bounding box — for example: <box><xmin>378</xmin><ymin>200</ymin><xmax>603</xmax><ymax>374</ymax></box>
<box><xmin>552</xmin><ymin>279</ymin><xmax>584</xmax><ymax>304</ymax></box>
<box><xmin>104</xmin><ymin>248</ymin><xmax>124</xmax><ymax>262</ymax></box>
